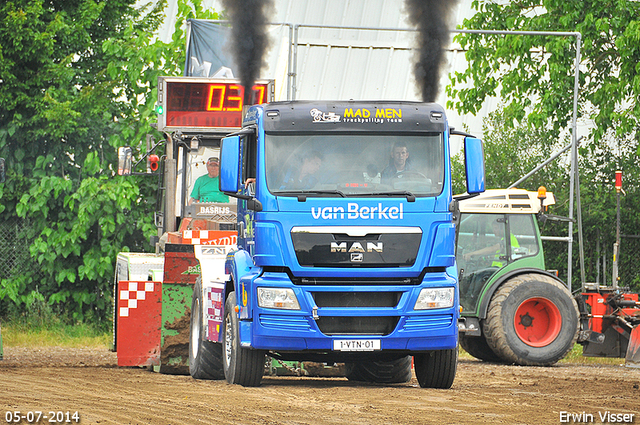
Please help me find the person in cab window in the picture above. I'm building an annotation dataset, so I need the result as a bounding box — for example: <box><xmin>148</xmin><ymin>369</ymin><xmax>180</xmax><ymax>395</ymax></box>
<box><xmin>381</xmin><ymin>142</ymin><xmax>411</xmax><ymax>183</ymax></box>
<box><xmin>189</xmin><ymin>157</ymin><xmax>229</xmax><ymax>204</ymax></box>
<box><xmin>463</xmin><ymin>220</ymin><xmax>519</xmax><ymax>268</ymax></box>
<box><xmin>279</xmin><ymin>151</ymin><xmax>323</xmax><ymax>190</ymax></box>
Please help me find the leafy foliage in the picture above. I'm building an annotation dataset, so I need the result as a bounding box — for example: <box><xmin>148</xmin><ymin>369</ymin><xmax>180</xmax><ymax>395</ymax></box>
<box><xmin>449</xmin><ymin>1</ymin><xmax>640</xmax><ymax>291</ymax></box>
<box><xmin>0</xmin><ymin>0</ymin><xmax>221</xmax><ymax>323</ymax></box>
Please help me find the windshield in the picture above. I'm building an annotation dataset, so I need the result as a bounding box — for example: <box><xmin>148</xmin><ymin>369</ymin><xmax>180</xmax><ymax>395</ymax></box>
<box><xmin>265</xmin><ymin>133</ymin><xmax>444</xmax><ymax>196</ymax></box>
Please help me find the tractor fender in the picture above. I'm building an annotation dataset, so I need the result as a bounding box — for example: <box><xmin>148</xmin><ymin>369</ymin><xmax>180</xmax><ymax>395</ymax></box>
<box><xmin>476</xmin><ymin>268</ymin><xmax>567</xmax><ymax>320</ymax></box>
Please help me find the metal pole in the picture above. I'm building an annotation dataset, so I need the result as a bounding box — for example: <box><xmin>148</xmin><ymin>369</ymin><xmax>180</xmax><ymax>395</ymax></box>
<box><xmin>287</xmin><ymin>24</ymin><xmax>294</xmax><ymax>100</ymax></box>
<box><xmin>570</xmin><ymin>34</ymin><xmax>582</xmax><ymax>290</ymax></box>
<box><xmin>165</xmin><ymin>133</ymin><xmax>176</xmax><ymax>233</ymax></box>
<box><xmin>612</xmin><ymin>170</ymin><xmax>623</xmax><ymax>289</ymax></box>
<box><xmin>576</xmin><ymin>154</ymin><xmax>586</xmax><ymax>288</ymax></box>
<box><xmin>292</xmin><ymin>24</ymin><xmax>299</xmax><ymax>100</ymax></box>
<box><xmin>508</xmin><ymin>139</ymin><xmax>579</xmax><ymax>188</ymax></box>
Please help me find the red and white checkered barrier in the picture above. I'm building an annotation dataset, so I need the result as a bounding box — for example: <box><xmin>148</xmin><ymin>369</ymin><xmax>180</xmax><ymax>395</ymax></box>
<box><xmin>119</xmin><ymin>281</ymin><xmax>155</xmax><ymax>317</ymax></box>
<box><xmin>182</xmin><ymin>230</ymin><xmax>237</xmax><ymax>245</ymax></box>
<box><xmin>183</xmin><ymin>230</ymin><xmax>216</xmax><ymax>244</ymax></box>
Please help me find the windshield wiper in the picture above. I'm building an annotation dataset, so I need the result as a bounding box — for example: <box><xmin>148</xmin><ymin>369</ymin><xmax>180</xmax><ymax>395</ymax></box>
<box><xmin>374</xmin><ymin>191</ymin><xmax>416</xmax><ymax>202</ymax></box>
<box><xmin>277</xmin><ymin>190</ymin><xmax>347</xmax><ymax>201</ymax></box>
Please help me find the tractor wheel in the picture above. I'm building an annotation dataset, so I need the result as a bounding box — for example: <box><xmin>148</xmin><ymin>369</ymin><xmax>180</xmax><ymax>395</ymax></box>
<box><xmin>189</xmin><ymin>278</ymin><xmax>224</xmax><ymax>380</ymax></box>
<box><xmin>459</xmin><ymin>334</ymin><xmax>502</xmax><ymax>363</ymax></box>
<box><xmin>344</xmin><ymin>356</ymin><xmax>412</xmax><ymax>384</ymax></box>
<box><xmin>222</xmin><ymin>291</ymin><xmax>265</xmax><ymax>387</ymax></box>
<box><xmin>483</xmin><ymin>273</ymin><xmax>579</xmax><ymax>366</ymax></box>
<box><xmin>413</xmin><ymin>348</ymin><xmax>457</xmax><ymax>389</ymax></box>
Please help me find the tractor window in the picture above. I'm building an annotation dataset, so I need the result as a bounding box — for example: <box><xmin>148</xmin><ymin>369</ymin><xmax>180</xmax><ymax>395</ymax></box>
<box><xmin>507</xmin><ymin>214</ymin><xmax>539</xmax><ymax>260</ymax></box>
<box><xmin>457</xmin><ymin>213</ymin><xmax>507</xmax><ymax>311</ymax></box>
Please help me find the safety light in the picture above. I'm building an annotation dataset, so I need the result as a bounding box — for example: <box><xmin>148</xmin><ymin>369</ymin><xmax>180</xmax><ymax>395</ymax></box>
<box><xmin>155</xmin><ymin>104</ymin><xmax>164</xmax><ymax>115</ymax></box>
<box><xmin>537</xmin><ymin>186</ymin><xmax>547</xmax><ymax>200</ymax></box>
<box><xmin>538</xmin><ymin>186</ymin><xmax>547</xmax><ymax>212</ymax></box>
<box><xmin>148</xmin><ymin>154</ymin><xmax>160</xmax><ymax>172</ymax></box>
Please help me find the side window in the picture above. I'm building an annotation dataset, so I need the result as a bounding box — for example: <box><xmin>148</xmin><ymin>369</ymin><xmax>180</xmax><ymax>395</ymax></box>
<box><xmin>507</xmin><ymin>214</ymin><xmax>539</xmax><ymax>260</ymax></box>
<box><xmin>457</xmin><ymin>213</ymin><xmax>507</xmax><ymax>268</ymax></box>
<box><xmin>241</xmin><ymin>134</ymin><xmax>257</xmax><ymax>181</ymax></box>
<box><xmin>241</xmin><ymin>133</ymin><xmax>257</xmax><ymax>195</ymax></box>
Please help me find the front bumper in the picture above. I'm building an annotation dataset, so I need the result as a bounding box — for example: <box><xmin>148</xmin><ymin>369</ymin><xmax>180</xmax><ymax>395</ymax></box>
<box><xmin>240</xmin><ymin>271</ymin><xmax>459</xmax><ymax>353</ymax></box>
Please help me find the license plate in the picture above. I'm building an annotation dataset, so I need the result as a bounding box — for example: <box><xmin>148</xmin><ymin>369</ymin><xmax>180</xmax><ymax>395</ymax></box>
<box><xmin>333</xmin><ymin>339</ymin><xmax>381</xmax><ymax>351</ymax></box>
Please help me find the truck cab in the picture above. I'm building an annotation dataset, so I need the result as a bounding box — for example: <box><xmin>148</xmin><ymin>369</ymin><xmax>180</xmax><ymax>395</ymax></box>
<box><xmin>191</xmin><ymin>100</ymin><xmax>485</xmax><ymax>387</ymax></box>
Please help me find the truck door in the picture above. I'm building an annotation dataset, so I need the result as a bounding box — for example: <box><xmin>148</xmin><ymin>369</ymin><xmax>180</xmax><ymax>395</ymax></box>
<box><xmin>237</xmin><ymin>132</ymin><xmax>257</xmax><ymax>255</ymax></box>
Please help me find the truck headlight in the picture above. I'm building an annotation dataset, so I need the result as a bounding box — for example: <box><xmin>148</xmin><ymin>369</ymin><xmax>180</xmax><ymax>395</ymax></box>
<box><xmin>414</xmin><ymin>287</ymin><xmax>454</xmax><ymax>310</ymax></box>
<box><xmin>257</xmin><ymin>287</ymin><xmax>300</xmax><ymax>310</ymax></box>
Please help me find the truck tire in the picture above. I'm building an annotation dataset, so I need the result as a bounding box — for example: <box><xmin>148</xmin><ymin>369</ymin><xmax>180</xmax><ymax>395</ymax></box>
<box><xmin>189</xmin><ymin>279</ymin><xmax>225</xmax><ymax>380</ymax></box>
<box><xmin>222</xmin><ymin>291</ymin><xmax>265</xmax><ymax>387</ymax></box>
<box><xmin>483</xmin><ymin>273</ymin><xmax>579</xmax><ymax>366</ymax></box>
<box><xmin>413</xmin><ymin>348</ymin><xmax>457</xmax><ymax>389</ymax></box>
<box><xmin>344</xmin><ymin>356</ymin><xmax>412</xmax><ymax>384</ymax></box>
<box><xmin>459</xmin><ymin>334</ymin><xmax>502</xmax><ymax>362</ymax></box>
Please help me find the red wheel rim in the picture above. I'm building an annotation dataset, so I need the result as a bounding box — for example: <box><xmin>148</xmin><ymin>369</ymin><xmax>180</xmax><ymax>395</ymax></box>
<box><xmin>514</xmin><ymin>297</ymin><xmax>562</xmax><ymax>347</ymax></box>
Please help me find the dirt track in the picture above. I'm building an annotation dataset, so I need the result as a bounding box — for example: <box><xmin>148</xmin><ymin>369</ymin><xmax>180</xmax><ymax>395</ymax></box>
<box><xmin>1</xmin><ymin>347</ymin><xmax>639</xmax><ymax>425</ymax></box>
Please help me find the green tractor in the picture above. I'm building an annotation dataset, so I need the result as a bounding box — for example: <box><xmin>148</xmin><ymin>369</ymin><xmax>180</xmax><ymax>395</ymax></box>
<box><xmin>456</xmin><ymin>188</ymin><xmax>580</xmax><ymax>366</ymax></box>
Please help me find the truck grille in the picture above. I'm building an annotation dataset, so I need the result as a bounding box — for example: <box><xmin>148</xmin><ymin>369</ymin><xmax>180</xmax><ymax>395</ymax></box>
<box><xmin>313</xmin><ymin>292</ymin><xmax>401</xmax><ymax>308</ymax></box>
<box><xmin>316</xmin><ymin>316</ymin><xmax>399</xmax><ymax>336</ymax></box>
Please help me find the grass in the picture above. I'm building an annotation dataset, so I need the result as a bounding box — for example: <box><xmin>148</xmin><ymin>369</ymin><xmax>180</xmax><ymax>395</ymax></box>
<box><xmin>1</xmin><ymin>320</ymin><xmax>111</xmax><ymax>349</ymax></box>
<box><xmin>1</xmin><ymin>299</ymin><xmax>111</xmax><ymax>349</ymax></box>
<box><xmin>558</xmin><ymin>343</ymin><xmax>626</xmax><ymax>365</ymax></box>
<box><xmin>459</xmin><ymin>342</ymin><xmax>627</xmax><ymax>365</ymax></box>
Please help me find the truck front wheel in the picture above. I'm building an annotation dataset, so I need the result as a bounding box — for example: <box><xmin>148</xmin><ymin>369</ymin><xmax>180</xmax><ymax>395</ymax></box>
<box><xmin>222</xmin><ymin>291</ymin><xmax>265</xmax><ymax>387</ymax></box>
<box><xmin>413</xmin><ymin>348</ymin><xmax>457</xmax><ymax>389</ymax></box>
<box><xmin>189</xmin><ymin>278</ymin><xmax>225</xmax><ymax>380</ymax></box>
<box><xmin>344</xmin><ymin>356</ymin><xmax>412</xmax><ymax>383</ymax></box>
<box><xmin>483</xmin><ymin>274</ymin><xmax>579</xmax><ymax>366</ymax></box>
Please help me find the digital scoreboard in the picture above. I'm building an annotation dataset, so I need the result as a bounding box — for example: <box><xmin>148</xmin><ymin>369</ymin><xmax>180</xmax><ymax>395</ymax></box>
<box><xmin>156</xmin><ymin>77</ymin><xmax>275</xmax><ymax>132</ymax></box>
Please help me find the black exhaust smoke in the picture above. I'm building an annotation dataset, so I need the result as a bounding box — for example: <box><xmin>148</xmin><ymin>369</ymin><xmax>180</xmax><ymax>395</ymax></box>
<box><xmin>405</xmin><ymin>0</ymin><xmax>459</xmax><ymax>103</ymax></box>
<box><xmin>221</xmin><ymin>0</ymin><xmax>274</xmax><ymax>104</ymax></box>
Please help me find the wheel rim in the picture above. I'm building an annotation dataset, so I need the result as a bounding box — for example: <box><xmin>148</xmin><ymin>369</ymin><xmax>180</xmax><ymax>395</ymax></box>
<box><xmin>224</xmin><ymin>312</ymin><xmax>233</xmax><ymax>367</ymax></box>
<box><xmin>190</xmin><ymin>298</ymin><xmax>200</xmax><ymax>357</ymax></box>
<box><xmin>513</xmin><ymin>297</ymin><xmax>562</xmax><ymax>347</ymax></box>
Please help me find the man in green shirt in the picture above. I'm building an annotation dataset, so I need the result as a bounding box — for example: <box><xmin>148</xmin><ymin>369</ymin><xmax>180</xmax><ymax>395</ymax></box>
<box><xmin>189</xmin><ymin>157</ymin><xmax>229</xmax><ymax>204</ymax></box>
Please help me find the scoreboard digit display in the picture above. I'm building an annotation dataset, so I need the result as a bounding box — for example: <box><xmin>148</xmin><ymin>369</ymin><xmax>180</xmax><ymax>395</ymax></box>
<box><xmin>157</xmin><ymin>77</ymin><xmax>274</xmax><ymax>132</ymax></box>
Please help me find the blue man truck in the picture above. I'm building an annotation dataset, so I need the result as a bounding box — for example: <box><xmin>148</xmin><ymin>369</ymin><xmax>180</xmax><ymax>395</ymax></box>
<box><xmin>188</xmin><ymin>100</ymin><xmax>485</xmax><ymax>388</ymax></box>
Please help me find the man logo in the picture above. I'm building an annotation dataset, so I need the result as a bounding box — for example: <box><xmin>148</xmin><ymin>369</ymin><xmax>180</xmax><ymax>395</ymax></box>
<box><xmin>330</xmin><ymin>241</ymin><xmax>383</xmax><ymax>253</ymax></box>
<box><xmin>351</xmin><ymin>253</ymin><xmax>364</xmax><ymax>262</ymax></box>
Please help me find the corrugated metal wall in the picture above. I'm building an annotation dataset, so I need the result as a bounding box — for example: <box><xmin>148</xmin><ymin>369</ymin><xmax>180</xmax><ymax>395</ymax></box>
<box><xmin>154</xmin><ymin>0</ymin><xmax>493</xmax><ymax>141</ymax></box>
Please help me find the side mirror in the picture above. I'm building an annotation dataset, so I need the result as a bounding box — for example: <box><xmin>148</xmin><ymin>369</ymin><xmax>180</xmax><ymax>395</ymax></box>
<box><xmin>219</xmin><ymin>135</ymin><xmax>241</xmax><ymax>193</ymax></box>
<box><xmin>464</xmin><ymin>137</ymin><xmax>485</xmax><ymax>194</ymax></box>
<box><xmin>118</xmin><ymin>147</ymin><xmax>132</xmax><ymax>175</ymax></box>
<box><xmin>0</xmin><ymin>158</ymin><xmax>5</xmax><ymax>183</ymax></box>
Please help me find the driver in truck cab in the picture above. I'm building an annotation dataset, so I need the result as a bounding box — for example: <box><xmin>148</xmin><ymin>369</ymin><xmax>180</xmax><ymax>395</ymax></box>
<box><xmin>381</xmin><ymin>142</ymin><xmax>412</xmax><ymax>183</ymax></box>
<box><xmin>189</xmin><ymin>157</ymin><xmax>229</xmax><ymax>204</ymax></box>
<box><xmin>279</xmin><ymin>150</ymin><xmax>323</xmax><ymax>190</ymax></box>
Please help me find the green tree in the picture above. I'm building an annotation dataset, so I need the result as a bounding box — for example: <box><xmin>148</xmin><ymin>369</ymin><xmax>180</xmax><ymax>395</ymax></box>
<box><xmin>0</xmin><ymin>0</ymin><xmax>221</xmax><ymax>323</ymax></box>
<box><xmin>448</xmin><ymin>1</ymin><xmax>640</xmax><ymax>290</ymax></box>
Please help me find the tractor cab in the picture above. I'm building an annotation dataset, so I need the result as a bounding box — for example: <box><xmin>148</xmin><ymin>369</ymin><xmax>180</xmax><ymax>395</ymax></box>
<box><xmin>456</xmin><ymin>188</ymin><xmax>555</xmax><ymax>314</ymax></box>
